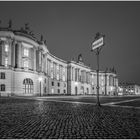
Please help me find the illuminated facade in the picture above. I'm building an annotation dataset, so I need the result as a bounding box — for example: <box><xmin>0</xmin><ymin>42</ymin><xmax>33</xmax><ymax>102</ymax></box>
<box><xmin>118</xmin><ymin>83</ymin><xmax>140</xmax><ymax>95</ymax></box>
<box><xmin>0</xmin><ymin>26</ymin><xmax>118</xmax><ymax>96</ymax></box>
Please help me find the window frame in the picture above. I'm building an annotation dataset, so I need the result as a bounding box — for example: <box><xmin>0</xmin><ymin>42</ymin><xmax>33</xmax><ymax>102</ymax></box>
<box><xmin>1</xmin><ymin>84</ymin><xmax>5</xmax><ymax>91</ymax></box>
<box><xmin>0</xmin><ymin>72</ymin><xmax>5</xmax><ymax>79</ymax></box>
<box><xmin>24</xmin><ymin>48</ymin><xmax>29</xmax><ymax>57</ymax></box>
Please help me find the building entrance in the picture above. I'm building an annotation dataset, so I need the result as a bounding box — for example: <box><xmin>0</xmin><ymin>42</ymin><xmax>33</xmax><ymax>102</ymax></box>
<box><xmin>23</xmin><ymin>78</ymin><xmax>33</xmax><ymax>94</ymax></box>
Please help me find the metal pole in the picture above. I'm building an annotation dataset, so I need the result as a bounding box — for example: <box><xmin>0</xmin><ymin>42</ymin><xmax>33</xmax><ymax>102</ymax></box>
<box><xmin>40</xmin><ymin>81</ymin><xmax>41</xmax><ymax>97</ymax></box>
<box><xmin>105</xmin><ymin>70</ymin><xmax>107</xmax><ymax>96</ymax></box>
<box><xmin>96</xmin><ymin>48</ymin><xmax>100</xmax><ymax>106</ymax></box>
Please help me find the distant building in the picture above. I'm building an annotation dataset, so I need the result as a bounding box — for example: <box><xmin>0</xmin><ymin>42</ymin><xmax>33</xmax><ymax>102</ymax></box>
<box><xmin>118</xmin><ymin>83</ymin><xmax>140</xmax><ymax>95</ymax></box>
<box><xmin>0</xmin><ymin>24</ymin><xmax>118</xmax><ymax>96</ymax></box>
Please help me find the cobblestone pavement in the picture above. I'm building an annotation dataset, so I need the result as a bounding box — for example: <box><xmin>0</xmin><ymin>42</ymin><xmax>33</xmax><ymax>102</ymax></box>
<box><xmin>116</xmin><ymin>100</ymin><xmax>140</xmax><ymax>107</ymax></box>
<box><xmin>0</xmin><ymin>97</ymin><xmax>140</xmax><ymax>139</ymax></box>
<box><xmin>43</xmin><ymin>95</ymin><xmax>140</xmax><ymax>104</ymax></box>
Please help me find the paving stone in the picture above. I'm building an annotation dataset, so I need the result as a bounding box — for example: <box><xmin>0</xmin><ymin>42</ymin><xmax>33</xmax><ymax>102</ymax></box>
<box><xmin>0</xmin><ymin>97</ymin><xmax>140</xmax><ymax>139</ymax></box>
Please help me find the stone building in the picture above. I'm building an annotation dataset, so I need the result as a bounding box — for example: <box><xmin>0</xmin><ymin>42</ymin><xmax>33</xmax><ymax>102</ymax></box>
<box><xmin>118</xmin><ymin>83</ymin><xmax>140</xmax><ymax>95</ymax></box>
<box><xmin>0</xmin><ymin>24</ymin><xmax>118</xmax><ymax>96</ymax></box>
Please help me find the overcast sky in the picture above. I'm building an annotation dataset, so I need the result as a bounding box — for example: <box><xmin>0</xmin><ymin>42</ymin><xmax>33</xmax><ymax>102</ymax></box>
<box><xmin>0</xmin><ymin>1</ymin><xmax>140</xmax><ymax>84</ymax></box>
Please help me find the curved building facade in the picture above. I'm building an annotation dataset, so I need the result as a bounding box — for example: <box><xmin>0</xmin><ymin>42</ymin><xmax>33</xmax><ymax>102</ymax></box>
<box><xmin>0</xmin><ymin>27</ymin><xmax>118</xmax><ymax>96</ymax></box>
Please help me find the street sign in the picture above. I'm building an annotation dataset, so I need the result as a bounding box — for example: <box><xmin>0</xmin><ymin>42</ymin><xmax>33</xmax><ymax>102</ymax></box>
<box><xmin>92</xmin><ymin>36</ymin><xmax>104</xmax><ymax>51</ymax></box>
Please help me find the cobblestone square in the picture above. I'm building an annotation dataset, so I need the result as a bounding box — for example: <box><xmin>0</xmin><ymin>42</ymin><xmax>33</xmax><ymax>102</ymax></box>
<box><xmin>0</xmin><ymin>97</ymin><xmax>140</xmax><ymax>139</ymax></box>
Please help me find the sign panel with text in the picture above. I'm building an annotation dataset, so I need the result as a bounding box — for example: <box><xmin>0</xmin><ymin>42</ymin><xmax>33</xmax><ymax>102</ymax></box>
<box><xmin>92</xmin><ymin>37</ymin><xmax>104</xmax><ymax>51</ymax></box>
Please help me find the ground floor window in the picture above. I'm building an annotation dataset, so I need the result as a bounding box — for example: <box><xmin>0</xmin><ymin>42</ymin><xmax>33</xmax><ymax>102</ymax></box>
<box><xmin>87</xmin><ymin>88</ymin><xmax>89</xmax><ymax>94</ymax></box>
<box><xmin>81</xmin><ymin>86</ymin><xmax>84</xmax><ymax>94</ymax></box>
<box><xmin>58</xmin><ymin>89</ymin><xmax>60</xmax><ymax>93</ymax></box>
<box><xmin>64</xmin><ymin>89</ymin><xmax>66</xmax><ymax>94</ymax></box>
<box><xmin>51</xmin><ymin>88</ymin><xmax>54</xmax><ymax>93</ymax></box>
<box><xmin>0</xmin><ymin>84</ymin><xmax>5</xmax><ymax>91</ymax></box>
<box><xmin>75</xmin><ymin>86</ymin><xmax>78</xmax><ymax>95</ymax></box>
<box><xmin>44</xmin><ymin>87</ymin><xmax>47</xmax><ymax>93</ymax></box>
<box><xmin>23</xmin><ymin>78</ymin><xmax>33</xmax><ymax>94</ymax></box>
<box><xmin>0</xmin><ymin>72</ymin><xmax>5</xmax><ymax>79</ymax></box>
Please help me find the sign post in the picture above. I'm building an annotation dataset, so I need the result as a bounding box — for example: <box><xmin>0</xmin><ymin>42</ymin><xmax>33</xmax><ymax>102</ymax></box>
<box><xmin>91</xmin><ymin>32</ymin><xmax>105</xmax><ymax>106</ymax></box>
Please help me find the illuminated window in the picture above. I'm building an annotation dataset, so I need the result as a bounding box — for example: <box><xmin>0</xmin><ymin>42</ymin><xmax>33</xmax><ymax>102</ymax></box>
<box><xmin>101</xmin><ymin>81</ymin><xmax>104</xmax><ymax>86</ymax></box>
<box><xmin>24</xmin><ymin>60</ymin><xmax>28</xmax><ymax>68</ymax></box>
<box><xmin>63</xmin><ymin>76</ymin><xmax>65</xmax><ymax>81</ymax></box>
<box><xmin>5</xmin><ymin>57</ymin><xmax>8</xmax><ymax>67</ymax></box>
<box><xmin>57</xmin><ymin>74</ymin><xmax>59</xmax><ymax>80</ymax></box>
<box><xmin>5</xmin><ymin>44</ymin><xmax>9</xmax><ymax>52</ymax></box>
<box><xmin>51</xmin><ymin>62</ymin><xmax>53</xmax><ymax>68</ymax></box>
<box><xmin>63</xmin><ymin>67</ymin><xmax>65</xmax><ymax>72</ymax></box>
<box><xmin>23</xmin><ymin>78</ymin><xmax>33</xmax><ymax>94</ymax></box>
<box><xmin>24</xmin><ymin>48</ymin><xmax>29</xmax><ymax>57</ymax></box>
<box><xmin>51</xmin><ymin>88</ymin><xmax>54</xmax><ymax>93</ymax></box>
<box><xmin>57</xmin><ymin>65</ymin><xmax>59</xmax><ymax>70</ymax></box>
<box><xmin>101</xmin><ymin>76</ymin><xmax>104</xmax><ymax>80</ymax></box>
<box><xmin>51</xmin><ymin>72</ymin><xmax>53</xmax><ymax>79</ymax></box>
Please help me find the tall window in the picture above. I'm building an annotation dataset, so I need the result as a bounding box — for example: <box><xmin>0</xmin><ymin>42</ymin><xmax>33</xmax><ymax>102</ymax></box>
<box><xmin>58</xmin><ymin>89</ymin><xmax>60</xmax><ymax>93</ymax></box>
<box><xmin>24</xmin><ymin>48</ymin><xmax>29</xmax><ymax>57</ymax></box>
<box><xmin>52</xmin><ymin>81</ymin><xmax>54</xmax><ymax>86</ymax></box>
<box><xmin>59</xmin><ymin>65</ymin><xmax>63</xmax><ymax>80</ymax></box>
<box><xmin>91</xmin><ymin>75</ymin><xmax>94</xmax><ymax>85</ymax></box>
<box><xmin>1</xmin><ymin>84</ymin><xmax>5</xmax><ymax>91</ymax></box>
<box><xmin>58</xmin><ymin>82</ymin><xmax>60</xmax><ymax>87</ymax></box>
<box><xmin>56</xmin><ymin>65</ymin><xmax>59</xmax><ymax>80</ymax></box>
<box><xmin>47</xmin><ymin>59</ymin><xmax>51</xmax><ymax>76</ymax></box>
<box><xmin>51</xmin><ymin>88</ymin><xmax>54</xmax><ymax>93</ymax></box>
<box><xmin>75</xmin><ymin>68</ymin><xmax>77</xmax><ymax>81</ymax></box>
<box><xmin>62</xmin><ymin>67</ymin><xmax>66</xmax><ymax>81</ymax></box>
<box><xmin>53</xmin><ymin>62</ymin><xmax>56</xmax><ymax>79</ymax></box>
<box><xmin>23</xmin><ymin>78</ymin><xmax>33</xmax><ymax>94</ymax></box>
<box><xmin>5</xmin><ymin>57</ymin><xmax>8</xmax><ymax>67</ymax></box>
<box><xmin>51</xmin><ymin>62</ymin><xmax>53</xmax><ymax>79</ymax></box>
<box><xmin>62</xmin><ymin>75</ymin><xmax>65</xmax><ymax>81</ymax></box>
<box><xmin>5</xmin><ymin>44</ymin><xmax>9</xmax><ymax>52</ymax></box>
<box><xmin>1</xmin><ymin>72</ymin><xmax>5</xmax><ymax>79</ymax></box>
<box><xmin>23</xmin><ymin>60</ymin><xmax>29</xmax><ymax>68</ymax></box>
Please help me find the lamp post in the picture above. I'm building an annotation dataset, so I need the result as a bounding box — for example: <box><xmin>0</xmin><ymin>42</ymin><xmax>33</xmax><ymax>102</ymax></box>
<box><xmin>39</xmin><ymin>77</ymin><xmax>42</xmax><ymax>97</ymax></box>
<box><xmin>91</xmin><ymin>32</ymin><xmax>105</xmax><ymax>106</ymax></box>
<box><xmin>105</xmin><ymin>68</ymin><xmax>108</xmax><ymax>96</ymax></box>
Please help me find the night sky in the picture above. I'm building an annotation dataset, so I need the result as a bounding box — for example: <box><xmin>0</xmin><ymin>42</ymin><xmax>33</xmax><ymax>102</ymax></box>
<box><xmin>0</xmin><ymin>1</ymin><xmax>140</xmax><ymax>84</ymax></box>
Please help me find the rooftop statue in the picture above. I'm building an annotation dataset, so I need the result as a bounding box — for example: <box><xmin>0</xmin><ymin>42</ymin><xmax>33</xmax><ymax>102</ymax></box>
<box><xmin>78</xmin><ymin>54</ymin><xmax>83</xmax><ymax>63</ymax></box>
<box><xmin>8</xmin><ymin>19</ymin><xmax>12</xmax><ymax>29</ymax></box>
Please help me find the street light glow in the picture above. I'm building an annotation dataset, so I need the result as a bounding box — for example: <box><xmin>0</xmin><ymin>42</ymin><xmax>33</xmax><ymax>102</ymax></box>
<box><xmin>39</xmin><ymin>77</ymin><xmax>43</xmax><ymax>82</ymax></box>
<box><xmin>75</xmin><ymin>82</ymin><xmax>78</xmax><ymax>86</ymax></box>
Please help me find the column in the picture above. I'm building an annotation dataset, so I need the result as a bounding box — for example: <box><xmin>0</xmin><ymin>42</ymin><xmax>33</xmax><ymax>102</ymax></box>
<box><xmin>18</xmin><ymin>43</ymin><xmax>22</xmax><ymax>68</ymax></box>
<box><xmin>11</xmin><ymin>40</ymin><xmax>15</xmax><ymax>67</ymax></box>
<box><xmin>34</xmin><ymin>48</ymin><xmax>36</xmax><ymax>71</ymax></box>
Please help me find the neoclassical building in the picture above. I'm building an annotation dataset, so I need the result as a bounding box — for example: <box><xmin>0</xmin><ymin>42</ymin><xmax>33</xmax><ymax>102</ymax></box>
<box><xmin>0</xmin><ymin>24</ymin><xmax>118</xmax><ymax>96</ymax></box>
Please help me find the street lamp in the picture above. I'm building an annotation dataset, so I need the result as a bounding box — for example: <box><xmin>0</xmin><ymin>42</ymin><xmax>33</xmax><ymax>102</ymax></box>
<box><xmin>105</xmin><ymin>68</ymin><xmax>108</xmax><ymax>96</ymax></box>
<box><xmin>91</xmin><ymin>32</ymin><xmax>105</xmax><ymax>106</ymax></box>
<box><xmin>38</xmin><ymin>77</ymin><xmax>43</xmax><ymax>97</ymax></box>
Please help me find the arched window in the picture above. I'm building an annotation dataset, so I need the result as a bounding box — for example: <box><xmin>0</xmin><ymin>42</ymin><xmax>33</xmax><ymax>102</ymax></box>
<box><xmin>81</xmin><ymin>86</ymin><xmax>84</xmax><ymax>94</ymax></box>
<box><xmin>23</xmin><ymin>78</ymin><xmax>33</xmax><ymax>94</ymax></box>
